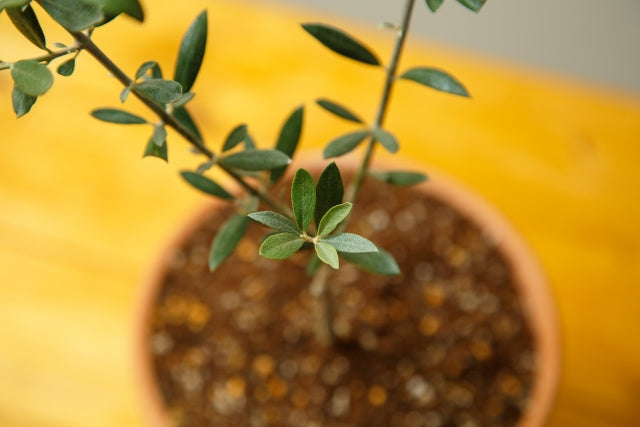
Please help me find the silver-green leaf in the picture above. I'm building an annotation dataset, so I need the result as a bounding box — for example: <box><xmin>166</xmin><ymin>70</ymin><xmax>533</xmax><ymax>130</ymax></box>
<box><xmin>180</xmin><ymin>171</ymin><xmax>233</xmax><ymax>200</ymax></box>
<box><xmin>400</xmin><ymin>67</ymin><xmax>470</xmax><ymax>97</ymax></box>
<box><xmin>315</xmin><ymin>241</ymin><xmax>339</xmax><ymax>269</ymax></box>
<box><xmin>291</xmin><ymin>168</ymin><xmax>316</xmax><ymax>232</ymax></box>
<box><xmin>323</xmin><ymin>233</ymin><xmax>377</xmax><ymax>253</ymax></box>
<box><xmin>222</xmin><ymin>124</ymin><xmax>247</xmax><ymax>151</ymax></box>
<box><xmin>425</xmin><ymin>0</ymin><xmax>445</xmax><ymax>12</ymax></box>
<box><xmin>0</xmin><ymin>0</ymin><xmax>30</xmax><ymax>13</ymax></box>
<box><xmin>271</xmin><ymin>106</ymin><xmax>304</xmax><ymax>183</ymax></box>
<box><xmin>370</xmin><ymin>170</ymin><xmax>428</xmax><ymax>186</ymax></box>
<box><xmin>39</xmin><ymin>0</ymin><xmax>104</xmax><ymax>31</ymax></box>
<box><xmin>143</xmin><ymin>138</ymin><xmax>167</xmax><ymax>162</ymax></box>
<box><xmin>316</xmin><ymin>98</ymin><xmax>363</xmax><ymax>123</ymax></box>
<box><xmin>134</xmin><ymin>79</ymin><xmax>182</xmax><ymax>104</ymax></box>
<box><xmin>302</xmin><ymin>23</ymin><xmax>380</xmax><ymax>66</ymax></box>
<box><xmin>456</xmin><ymin>0</ymin><xmax>485</xmax><ymax>12</ymax></box>
<box><xmin>56</xmin><ymin>58</ymin><xmax>75</xmax><ymax>76</ymax></box>
<box><xmin>341</xmin><ymin>247</ymin><xmax>400</xmax><ymax>275</ymax></box>
<box><xmin>323</xmin><ymin>130</ymin><xmax>370</xmax><ymax>159</ymax></box>
<box><xmin>11</xmin><ymin>86</ymin><xmax>37</xmax><ymax>118</ymax></box>
<box><xmin>317</xmin><ymin>202</ymin><xmax>352</xmax><ymax>237</ymax></box>
<box><xmin>91</xmin><ymin>108</ymin><xmax>147</xmax><ymax>124</ymax></box>
<box><xmin>174</xmin><ymin>10</ymin><xmax>207</xmax><ymax>92</ymax></box>
<box><xmin>372</xmin><ymin>127</ymin><xmax>399</xmax><ymax>154</ymax></box>
<box><xmin>209</xmin><ymin>214</ymin><xmax>249</xmax><ymax>271</ymax></box>
<box><xmin>259</xmin><ymin>232</ymin><xmax>304</xmax><ymax>260</ymax></box>
<box><xmin>219</xmin><ymin>149</ymin><xmax>291</xmax><ymax>171</ymax></box>
<box><xmin>248</xmin><ymin>211</ymin><xmax>300</xmax><ymax>235</ymax></box>
<box><xmin>11</xmin><ymin>60</ymin><xmax>53</xmax><ymax>96</ymax></box>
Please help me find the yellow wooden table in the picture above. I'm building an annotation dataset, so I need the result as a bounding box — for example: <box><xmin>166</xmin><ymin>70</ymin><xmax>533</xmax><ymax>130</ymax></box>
<box><xmin>1</xmin><ymin>1</ymin><xmax>639</xmax><ymax>426</ymax></box>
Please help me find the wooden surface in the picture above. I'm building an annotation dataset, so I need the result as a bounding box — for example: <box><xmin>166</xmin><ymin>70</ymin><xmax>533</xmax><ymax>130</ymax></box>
<box><xmin>1</xmin><ymin>1</ymin><xmax>639</xmax><ymax>426</ymax></box>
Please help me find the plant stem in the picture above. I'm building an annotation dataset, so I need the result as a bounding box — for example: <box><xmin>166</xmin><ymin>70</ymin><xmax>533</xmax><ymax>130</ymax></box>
<box><xmin>0</xmin><ymin>45</ymin><xmax>81</xmax><ymax>71</ymax></box>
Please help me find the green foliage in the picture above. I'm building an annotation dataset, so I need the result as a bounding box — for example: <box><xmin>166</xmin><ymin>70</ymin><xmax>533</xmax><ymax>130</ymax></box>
<box><xmin>316</xmin><ymin>99</ymin><xmax>363</xmax><ymax>124</ymax></box>
<box><xmin>271</xmin><ymin>106</ymin><xmax>304</xmax><ymax>183</ymax></box>
<box><xmin>372</xmin><ymin>127</ymin><xmax>399</xmax><ymax>154</ymax></box>
<box><xmin>91</xmin><ymin>108</ymin><xmax>147</xmax><ymax>124</ymax></box>
<box><xmin>39</xmin><ymin>0</ymin><xmax>104</xmax><ymax>31</ymax></box>
<box><xmin>152</xmin><ymin>124</ymin><xmax>167</xmax><ymax>146</ymax></box>
<box><xmin>259</xmin><ymin>232</ymin><xmax>304</xmax><ymax>260</ymax></box>
<box><xmin>209</xmin><ymin>214</ymin><xmax>248</xmax><ymax>270</ymax></box>
<box><xmin>314</xmin><ymin>241</ymin><xmax>339</xmax><ymax>269</ymax></box>
<box><xmin>174</xmin><ymin>11</ymin><xmax>207</xmax><ymax>92</ymax></box>
<box><xmin>6</xmin><ymin>5</ymin><xmax>46</xmax><ymax>50</ymax></box>
<box><xmin>143</xmin><ymin>137</ymin><xmax>167</xmax><ymax>162</ymax></box>
<box><xmin>56</xmin><ymin>59</ymin><xmax>76</xmax><ymax>76</ymax></box>
<box><xmin>11</xmin><ymin>60</ymin><xmax>53</xmax><ymax>96</ymax></box>
<box><xmin>457</xmin><ymin>0</ymin><xmax>486</xmax><ymax>12</ymax></box>
<box><xmin>248</xmin><ymin>211</ymin><xmax>300</xmax><ymax>235</ymax></box>
<box><xmin>314</xmin><ymin>162</ymin><xmax>344</xmax><ymax>227</ymax></box>
<box><xmin>317</xmin><ymin>202</ymin><xmax>351</xmax><ymax>237</ymax></box>
<box><xmin>370</xmin><ymin>170</ymin><xmax>428</xmax><ymax>186</ymax></box>
<box><xmin>323</xmin><ymin>130</ymin><xmax>370</xmax><ymax>159</ymax></box>
<box><xmin>291</xmin><ymin>168</ymin><xmax>316</xmax><ymax>231</ymax></box>
<box><xmin>400</xmin><ymin>67</ymin><xmax>470</xmax><ymax>97</ymax></box>
<box><xmin>425</xmin><ymin>0</ymin><xmax>444</xmax><ymax>12</ymax></box>
<box><xmin>93</xmin><ymin>0</ymin><xmax>144</xmax><ymax>22</ymax></box>
<box><xmin>134</xmin><ymin>79</ymin><xmax>182</xmax><ymax>104</ymax></box>
<box><xmin>322</xmin><ymin>233</ymin><xmax>377</xmax><ymax>253</ymax></box>
<box><xmin>11</xmin><ymin>86</ymin><xmax>36</xmax><ymax>117</ymax></box>
<box><xmin>302</xmin><ymin>23</ymin><xmax>380</xmax><ymax>66</ymax></box>
<box><xmin>218</xmin><ymin>149</ymin><xmax>290</xmax><ymax>171</ymax></box>
<box><xmin>341</xmin><ymin>248</ymin><xmax>400</xmax><ymax>275</ymax></box>
<box><xmin>0</xmin><ymin>0</ymin><xmax>30</xmax><ymax>13</ymax></box>
<box><xmin>222</xmin><ymin>124</ymin><xmax>248</xmax><ymax>151</ymax></box>
<box><xmin>180</xmin><ymin>171</ymin><xmax>233</xmax><ymax>200</ymax></box>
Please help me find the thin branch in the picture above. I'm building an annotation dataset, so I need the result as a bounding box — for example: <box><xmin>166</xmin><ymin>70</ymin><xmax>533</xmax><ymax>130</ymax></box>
<box><xmin>0</xmin><ymin>44</ymin><xmax>81</xmax><ymax>71</ymax></box>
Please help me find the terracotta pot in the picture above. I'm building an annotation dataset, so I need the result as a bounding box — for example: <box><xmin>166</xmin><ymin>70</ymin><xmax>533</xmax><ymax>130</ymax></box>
<box><xmin>133</xmin><ymin>160</ymin><xmax>560</xmax><ymax>426</ymax></box>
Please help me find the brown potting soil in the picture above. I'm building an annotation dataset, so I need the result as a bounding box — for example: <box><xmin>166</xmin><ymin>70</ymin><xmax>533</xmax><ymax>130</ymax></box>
<box><xmin>148</xmin><ymin>176</ymin><xmax>536</xmax><ymax>427</ymax></box>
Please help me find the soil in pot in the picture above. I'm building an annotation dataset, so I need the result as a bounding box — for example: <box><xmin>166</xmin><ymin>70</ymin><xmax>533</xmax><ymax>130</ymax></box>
<box><xmin>146</xmin><ymin>175</ymin><xmax>537</xmax><ymax>427</ymax></box>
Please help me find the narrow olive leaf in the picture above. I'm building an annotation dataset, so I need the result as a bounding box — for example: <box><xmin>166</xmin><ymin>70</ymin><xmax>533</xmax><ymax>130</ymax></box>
<box><xmin>0</xmin><ymin>0</ymin><xmax>30</xmax><ymax>13</ymax></box>
<box><xmin>219</xmin><ymin>149</ymin><xmax>291</xmax><ymax>171</ymax></box>
<box><xmin>302</xmin><ymin>23</ymin><xmax>380</xmax><ymax>66</ymax></box>
<box><xmin>91</xmin><ymin>108</ymin><xmax>147</xmax><ymax>124</ymax></box>
<box><xmin>259</xmin><ymin>232</ymin><xmax>304</xmax><ymax>260</ymax></box>
<box><xmin>135</xmin><ymin>60</ymin><xmax>158</xmax><ymax>80</ymax></box>
<box><xmin>119</xmin><ymin>85</ymin><xmax>131</xmax><ymax>103</ymax></box>
<box><xmin>244</xmin><ymin>133</ymin><xmax>256</xmax><ymax>150</ymax></box>
<box><xmin>11</xmin><ymin>60</ymin><xmax>53</xmax><ymax>96</ymax></box>
<box><xmin>174</xmin><ymin>10</ymin><xmax>207</xmax><ymax>92</ymax></box>
<box><xmin>196</xmin><ymin>159</ymin><xmax>215</xmax><ymax>174</ymax></box>
<box><xmin>370</xmin><ymin>170</ymin><xmax>428</xmax><ymax>186</ymax></box>
<box><xmin>171</xmin><ymin>91</ymin><xmax>194</xmax><ymax>108</ymax></box>
<box><xmin>134</xmin><ymin>79</ymin><xmax>182</xmax><ymax>104</ymax></box>
<box><xmin>456</xmin><ymin>0</ymin><xmax>485</xmax><ymax>12</ymax></box>
<box><xmin>173</xmin><ymin>106</ymin><xmax>202</xmax><ymax>142</ymax></box>
<box><xmin>322</xmin><ymin>233</ymin><xmax>377</xmax><ymax>253</ymax></box>
<box><xmin>143</xmin><ymin>138</ymin><xmax>167</xmax><ymax>162</ymax></box>
<box><xmin>97</xmin><ymin>0</ymin><xmax>144</xmax><ymax>21</ymax></box>
<box><xmin>271</xmin><ymin>106</ymin><xmax>304</xmax><ymax>183</ymax></box>
<box><xmin>56</xmin><ymin>58</ymin><xmax>75</xmax><ymax>76</ymax></box>
<box><xmin>316</xmin><ymin>98</ymin><xmax>363</xmax><ymax>123</ymax></box>
<box><xmin>6</xmin><ymin>5</ymin><xmax>47</xmax><ymax>50</ymax></box>
<box><xmin>291</xmin><ymin>168</ymin><xmax>316</xmax><ymax>232</ymax></box>
<box><xmin>425</xmin><ymin>0</ymin><xmax>445</xmax><ymax>12</ymax></box>
<box><xmin>315</xmin><ymin>241</ymin><xmax>339</xmax><ymax>269</ymax></box>
<box><xmin>209</xmin><ymin>214</ymin><xmax>248</xmax><ymax>271</ymax></box>
<box><xmin>341</xmin><ymin>247</ymin><xmax>400</xmax><ymax>275</ymax></box>
<box><xmin>317</xmin><ymin>202</ymin><xmax>352</xmax><ymax>237</ymax></box>
<box><xmin>180</xmin><ymin>171</ymin><xmax>233</xmax><ymax>200</ymax></box>
<box><xmin>248</xmin><ymin>211</ymin><xmax>300</xmax><ymax>235</ymax></box>
<box><xmin>39</xmin><ymin>0</ymin><xmax>104</xmax><ymax>31</ymax></box>
<box><xmin>400</xmin><ymin>67</ymin><xmax>469</xmax><ymax>97</ymax></box>
<box><xmin>152</xmin><ymin>124</ymin><xmax>166</xmax><ymax>147</ymax></box>
<box><xmin>314</xmin><ymin>161</ymin><xmax>343</xmax><ymax>227</ymax></box>
<box><xmin>323</xmin><ymin>129</ymin><xmax>370</xmax><ymax>159</ymax></box>
<box><xmin>372</xmin><ymin>127</ymin><xmax>399</xmax><ymax>154</ymax></box>
<box><xmin>222</xmin><ymin>124</ymin><xmax>247</xmax><ymax>151</ymax></box>
<box><xmin>11</xmin><ymin>85</ymin><xmax>37</xmax><ymax>118</ymax></box>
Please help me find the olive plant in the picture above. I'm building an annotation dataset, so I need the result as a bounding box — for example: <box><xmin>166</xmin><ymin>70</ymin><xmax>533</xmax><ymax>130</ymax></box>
<box><xmin>1</xmin><ymin>0</ymin><xmax>484</xmax><ymax>344</ymax></box>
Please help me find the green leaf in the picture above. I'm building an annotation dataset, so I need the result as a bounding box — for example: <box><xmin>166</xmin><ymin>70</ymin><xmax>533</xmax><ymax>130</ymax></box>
<box><xmin>152</xmin><ymin>124</ymin><xmax>166</xmax><ymax>147</ymax></box>
<box><xmin>248</xmin><ymin>211</ymin><xmax>300</xmax><ymax>235</ymax></box>
<box><xmin>306</xmin><ymin>254</ymin><xmax>322</xmax><ymax>275</ymax></box>
<box><xmin>134</xmin><ymin>79</ymin><xmax>182</xmax><ymax>104</ymax></box>
<box><xmin>316</xmin><ymin>98</ymin><xmax>363</xmax><ymax>123</ymax></box>
<box><xmin>91</xmin><ymin>108</ymin><xmax>147</xmax><ymax>124</ymax></box>
<box><xmin>291</xmin><ymin>168</ymin><xmax>315</xmax><ymax>232</ymax></box>
<box><xmin>302</xmin><ymin>23</ymin><xmax>380</xmax><ymax>66</ymax></box>
<box><xmin>372</xmin><ymin>127</ymin><xmax>399</xmax><ymax>154</ymax></box>
<box><xmin>173</xmin><ymin>106</ymin><xmax>202</xmax><ymax>142</ymax></box>
<box><xmin>56</xmin><ymin>58</ymin><xmax>75</xmax><ymax>76</ymax></box>
<box><xmin>323</xmin><ymin>233</ymin><xmax>377</xmax><ymax>253</ymax></box>
<box><xmin>341</xmin><ymin>247</ymin><xmax>400</xmax><ymax>275</ymax></box>
<box><xmin>315</xmin><ymin>241</ymin><xmax>339</xmax><ymax>269</ymax></box>
<box><xmin>259</xmin><ymin>232</ymin><xmax>304</xmax><ymax>260</ymax></box>
<box><xmin>6</xmin><ymin>5</ymin><xmax>47</xmax><ymax>50</ymax></box>
<box><xmin>94</xmin><ymin>0</ymin><xmax>144</xmax><ymax>21</ymax></box>
<box><xmin>174</xmin><ymin>10</ymin><xmax>207</xmax><ymax>92</ymax></box>
<box><xmin>219</xmin><ymin>149</ymin><xmax>291</xmax><ymax>171</ymax></box>
<box><xmin>400</xmin><ymin>67</ymin><xmax>469</xmax><ymax>97</ymax></box>
<box><xmin>222</xmin><ymin>124</ymin><xmax>247</xmax><ymax>151</ymax></box>
<box><xmin>11</xmin><ymin>60</ymin><xmax>53</xmax><ymax>96</ymax></box>
<box><xmin>317</xmin><ymin>202</ymin><xmax>352</xmax><ymax>237</ymax></box>
<box><xmin>119</xmin><ymin>85</ymin><xmax>131</xmax><ymax>103</ymax></box>
<box><xmin>425</xmin><ymin>0</ymin><xmax>445</xmax><ymax>12</ymax></box>
<box><xmin>456</xmin><ymin>0</ymin><xmax>485</xmax><ymax>12</ymax></box>
<box><xmin>370</xmin><ymin>170</ymin><xmax>428</xmax><ymax>186</ymax></box>
<box><xmin>0</xmin><ymin>0</ymin><xmax>30</xmax><ymax>13</ymax></box>
<box><xmin>323</xmin><ymin>130</ymin><xmax>370</xmax><ymax>159</ymax></box>
<box><xmin>195</xmin><ymin>159</ymin><xmax>215</xmax><ymax>174</ymax></box>
<box><xmin>135</xmin><ymin>60</ymin><xmax>159</xmax><ymax>80</ymax></box>
<box><xmin>315</xmin><ymin>162</ymin><xmax>344</xmax><ymax>227</ymax></box>
<box><xmin>143</xmin><ymin>137</ymin><xmax>167</xmax><ymax>162</ymax></box>
<box><xmin>171</xmin><ymin>91</ymin><xmax>194</xmax><ymax>108</ymax></box>
<box><xmin>39</xmin><ymin>0</ymin><xmax>104</xmax><ymax>31</ymax></box>
<box><xmin>209</xmin><ymin>214</ymin><xmax>248</xmax><ymax>271</ymax></box>
<box><xmin>180</xmin><ymin>171</ymin><xmax>233</xmax><ymax>200</ymax></box>
<box><xmin>271</xmin><ymin>106</ymin><xmax>304</xmax><ymax>183</ymax></box>
<box><xmin>244</xmin><ymin>133</ymin><xmax>256</xmax><ymax>150</ymax></box>
<box><xmin>11</xmin><ymin>85</ymin><xmax>37</xmax><ymax>118</ymax></box>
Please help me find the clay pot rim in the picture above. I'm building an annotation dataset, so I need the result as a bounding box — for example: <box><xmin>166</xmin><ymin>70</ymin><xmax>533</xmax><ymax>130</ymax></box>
<box><xmin>132</xmin><ymin>158</ymin><xmax>561</xmax><ymax>427</ymax></box>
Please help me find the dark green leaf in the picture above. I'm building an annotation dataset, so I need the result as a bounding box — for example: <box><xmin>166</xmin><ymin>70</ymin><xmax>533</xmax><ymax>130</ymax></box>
<box><xmin>244</xmin><ymin>133</ymin><xmax>256</xmax><ymax>150</ymax></box>
<box><xmin>219</xmin><ymin>149</ymin><xmax>291</xmax><ymax>171</ymax></box>
<box><xmin>56</xmin><ymin>58</ymin><xmax>75</xmax><ymax>76</ymax></box>
<box><xmin>271</xmin><ymin>106</ymin><xmax>304</xmax><ymax>183</ymax></box>
<box><xmin>209</xmin><ymin>214</ymin><xmax>248</xmax><ymax>271</ymax></box>
<box><xmin>341</xmin><ymin>247</ymin><xmax>400</xmax><ymax>275</ymax></box>
<box><xmin>370</xmin><ymin>170</ymin><xmax>428</xmax><ymax>186</ymax></box>
<box><xmin>400</xmin><ymin>67</ymin><xmax>469</xmax><ymax>97</ymax></box>
<box><xmin>316</xmin><ymin>98</ymin><xmax>363</xmax><ymax>123</ymax></box>
<box><xmin>11</xmin><ymin>60</ymin><xmax>53</xmax><ymax>96</ymax></box>
<box><xmin>143</xmin><ymin>138</ymin><xmax>167</xmax><ymax>162</ymax></box>
<box><xmin>291</xmin><ymin>168</ymin><xmax>315</xmax><ymax>232</ymax></box>
<box><xmin>180</xmin><ymin>171</ymin><xmax>233</xmax><ymax>200</ymax></box>
<box><xmin>91</xmin><ymin>108</ymin><xmax>147</xmax><ymax>124</ymax></box>
<box><xmin>314</xmin><ymin>162</ymin><xmax>344</xmax><ymax>228</ymax></box>
<box><xmin>248</xmin><ymin>211</ymin><xmax>300</xmax><ymax>235</ymax></box>
<box><xmin>315</xmin><ymin>241</ymin><xmax>339</xmax><ymax>269</ymax></box>
<box><xmin>152</xmin><ymin>124</ymin><xmax>166</xmax><ymax>147</ymax></box>
<box><xmin>222</xmin><ymin>124</ymin><xmax>247</xmax><ymax>151</ymax></box>
<box><xmin>39</xmin><ymin>0</ymin><xmax>104</xmax><ymax>31</ymax></box>
<box><xmin>302</xmin><ymin>23</ymin><xmax>380</xmax><ymax>66</ymax></box>
<box><xmin>323</xmin><ymin>130</ymin><xmax>370</xmax><ymax>159</ymax></box>
<box><xmin>6</xmin><ymin>5</ymin><xmax>47</xmax><ymax>50</ymax></box>
<box><xmin>134</xmin><ymin>79</ymin><xmax>182</xmax><ymax>104</ymax></box>
<box><xmin>174</xmin><ymin>10</ymin><xmax>207</xmax><ymax>92</ymax></box>
<box><xmin>372</xmin><ymin>127</ymin><xmax>399</xmax><ymax>153</ymax></box>
<box><xmin>95</xmin><ymin>0</ymin><xmax>144</xmax><ymax>21</ymax></box>
<box><xmin>317</xmin><ymin>202</ymin><xmax>351</xmax><ymax>237</ymax></box>
<box><xmin>135</xmin><ymin>60</ymin><xmax>158</xmax><ymax>80</ymax></box>
<box><xmin>456</xmin><ymin>0</ymin><xmax>485</xmax><ymax>12</ymax></box>
<box><xmin>425</xmin><ymin>0</ymin><xmax>445</xmax><ymax>12</ymax></box>
<box><xmin>323</xmin><ymin>233</ymin><xmax>377</xmax><ymax>253</ymax></box>
<box><xmin>173</xmin><ymin>106</ymin><xmax>202</xmax><ymax>142</ymax></box>
<box><xmin>0</xmin><ymin>0</ymin><xmax>30</xmax><ymax>13</ymax></box>
<box><xmin>119</xmin><ymin>85</ymin><xmax>131</xmax><ymax>103</ymax></box>
<box><xmin>11</xmin><ymin>85</ymin><xmax>37</xmax><ymax>117</ymax></box>
<box><xmin>259</xmin><ymin>232</ymin><xmax>304</xmax><ymax>260</ymax></box>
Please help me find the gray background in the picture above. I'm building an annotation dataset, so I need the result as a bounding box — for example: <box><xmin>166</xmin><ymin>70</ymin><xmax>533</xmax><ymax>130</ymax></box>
<box><xmin>267</xmin><ymin>0</ymin><xmax>640</xmax><ymax>95</ymax></box>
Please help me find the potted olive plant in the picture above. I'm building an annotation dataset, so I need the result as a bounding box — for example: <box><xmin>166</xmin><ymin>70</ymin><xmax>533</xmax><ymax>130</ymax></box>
<box><xmin>1</xmin><ymin>0</ymin><xmax>559</xmax><ymax>425</ymax></box>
